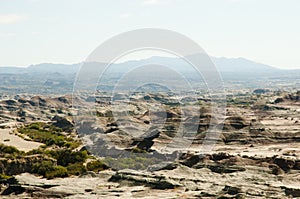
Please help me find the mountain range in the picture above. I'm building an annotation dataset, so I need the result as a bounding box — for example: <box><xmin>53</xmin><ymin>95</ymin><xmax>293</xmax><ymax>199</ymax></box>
<box><xmin>0</xmin><ymin>56</ymin><xmax>299</xmax><ymax>94</ymax></box>
<box><xmin>1</xmin><ymin>56</ymin><xmax>299</xmax><ymax>74</ymax></box>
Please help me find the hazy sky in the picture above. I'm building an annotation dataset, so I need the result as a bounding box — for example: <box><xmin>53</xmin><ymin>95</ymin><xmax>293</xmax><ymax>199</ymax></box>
<box><xmin>0</xmin><ymin>0</ymin><xmax>299</xmax><ymax>69</ymax></box>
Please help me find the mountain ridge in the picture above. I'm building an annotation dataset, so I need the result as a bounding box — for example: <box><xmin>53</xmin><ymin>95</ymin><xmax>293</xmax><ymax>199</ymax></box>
<box><xmin>0</xmin><ymin>56</ymin><xmax>297</xmax><ymax>75</ymax></box>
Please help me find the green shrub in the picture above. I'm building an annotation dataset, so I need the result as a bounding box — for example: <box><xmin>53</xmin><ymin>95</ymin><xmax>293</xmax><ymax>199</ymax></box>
<box><xmin>32</xmin><ymin>161</ymin><xmax>69</xmax><ymax>179</ymax></box>
<box><xmin>19</xmin><ymin>127</ymin><xmax>65</xmax><ymax>146</ymax></box>
<box><xmin>131</xmin><ymin>147</ymin><xmax>147</xmax><ymax>153</ymax></box>
<box><xmin>104</xmin><ymin>155</ymin><xmax>160</xmax><ymax>170</ymax></box>
<box><xmin>45</xmin><ymin>166</ymin><xmax>68</xmax><ymax>179</ymax></box>
<box><xmin>67</xmin><ymin>163</ymin><xmax>87</xmax><ymax>176</ymax></box>
<box><xmin>32</xmin><ymin>161</ymin><xmax>56</xmax><ymax>176</ymax></box>
<box><xmin>18</xmin><ymin>123</ymin><xmax>79</xmax><ymax>147</ymax></box>
<box><xmin>86</xmin><ymin>160</ymin><xmax>109</xmax><ymax>172</ymax></box>
<box><xmin>0</xmin><ymin>174</ymin><xmax>11</xmax><ymax>180</ymax></box>
<box><xmin>63</xmin><ymin>141</ymin><xmax>81</xmax><ymax>149</ymax></box>
<box><xmin>0</xmin><ymin>144</ymin><xmax>20</xmax><ymax>154</ymax></box>
<box><xmin>26</xmin><ymin>148</ymin><xmax>44</xmax><ymax>155</ymax></box>
<box><xmin>45</xmin><ymin>136</ymin><xmax>65</xmax><ymax>147</ymax></box>
<box><xmin>0</xmin><ymin>144</ymin><xmax>24</xmax><ymax>157</ymax></box>
<box><xmin>28</xmin><ymin>122</ymin><xmax>44</xmax><ymax>130</ymax></box>
<box><xmin>46</xmin><ymin>150</ymin><xmax>88</xmax><ymax>166</ymax></box>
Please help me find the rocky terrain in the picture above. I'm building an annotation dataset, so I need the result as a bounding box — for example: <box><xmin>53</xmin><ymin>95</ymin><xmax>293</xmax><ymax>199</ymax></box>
<box><xmin>0</xmin><ymin>90</ymin><xmax>299</xmax><ymax>198</ymax></box>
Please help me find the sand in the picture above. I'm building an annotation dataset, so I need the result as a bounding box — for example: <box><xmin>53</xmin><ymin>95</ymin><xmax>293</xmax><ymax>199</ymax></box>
<box><xmin>0</xmin><ymin>128</ymin><xmax>43</xmax><ymax>152</ymax></box>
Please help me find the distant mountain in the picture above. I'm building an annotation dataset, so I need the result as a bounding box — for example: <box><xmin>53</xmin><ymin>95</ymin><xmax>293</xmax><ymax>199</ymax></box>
<box><xmin>0</xmin><ymin>56</ymin><xmax>291</xmax><ymax>75</ymax></box>
<box><xmin>0</xmin><ymin>67</ymin><xmax>26</xmax><ymax>74</ymax></box>
<box><xmin>0</xmin><ymin>63</ymin><xmax>80</xmax><ymax>74</ymax></box>
<box><xmin>0</xmin><ymin>56</ymin><xmax>299</xmax><ymax>94</ymax></box>
<box><xmin>27</xmin><ymin>63</ymin><xmax>80</xmax><ymax>74</ymax></box>
<box><xmin>211</xmin><ymin>57</ymin><xmax>279</xmax><ymax>73</ymax></box>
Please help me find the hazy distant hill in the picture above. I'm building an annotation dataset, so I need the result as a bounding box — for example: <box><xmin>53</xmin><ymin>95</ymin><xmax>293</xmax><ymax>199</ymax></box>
<box><xmin>212</xmin><ymin>57</ymin><xmax>279</xmax><ymax>73</ymax></box>
<box><xmin>0</xmin><ymin>56</ymin><xmax>289</xmax><ymax>75</ymax></box>
<box><xmin>0</xmin><ymin>56</ymin><xmax>299</xmax><ymax>94</ymax></box>
<box><xmin>0</xmin><ymin>63</ymin><xmax>80</xmax><ymax>74</ymax></box>
<box><xmin>27</xmin><ymin>63</ymin><xmax>81</xmax><ymax>74</ymax></box>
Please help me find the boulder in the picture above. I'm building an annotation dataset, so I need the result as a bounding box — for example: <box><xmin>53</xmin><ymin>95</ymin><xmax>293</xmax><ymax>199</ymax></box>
<box><xmin>109</xmin><ymin>170</ymin><xmax>181</xmax><ymax>189</ymax></box>
<box><xmin>181</xmin><ymin>155</ymin><xmax>200</xmax><ymax>167</ymax></box>
<box><xmin>223</xmin><ymin>185</ymin><xmax>242</xmax><ymax>195</ymax></box>
<box><xmin>224</xmin><ymin>116</ymin><xmax>248</xmax><ymax>130</ymax></box>
<box><xmin>269</xmin><ymin>164</ymin><xmax>284</xmax><ymax>175</ymax></box>
<box><xmin>52</xmin><ymin>115</ymin><xmax>73</xmax><ymax>131</ymax></box>
<box><xmin>0</xmin><ymin>173</ymin><xmax>72</xmax><ymax>198</ymax></box>
<box><xmin>283</xmin><ymin>186</ymin><xmax>300</xmax><ymax>197</ymax></box>
<box><xmin>274</xmin><ymin>157</ymin><xmax>295</xmax><ymax>172</ymax></box>
<box><xmin>131</xmin><ymin>130</ymin><xmax>160</xmax><ymax>152</ymax></box>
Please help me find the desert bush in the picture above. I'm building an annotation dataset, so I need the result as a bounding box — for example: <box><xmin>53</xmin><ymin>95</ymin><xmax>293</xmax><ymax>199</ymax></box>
<box><xmin>18</xmin><ymin>122</ymin><xmax>79</xmax><ymax>147</ymax></box>
<box><xmin>28</xmin><ymin>122</ymin><xmax>44</xmax><ymax>130</ymax></box>
<box><xmin>46</xmin><ymin>149</ymin><xmax>88</xmax><ymax>166</ymax></box>
<box><xmin>0</xmin><ymin>144</ymin><xmax>24</xmax><ymax>157</ymax></box>
<box><xmin>19</xmin><ymin>126</ymin><xmax>65</xmax><ymax>146</ymax></box>
<box><xmin>26</xmin><ymin>148</ymin><xmax>45</xmax><ymax>155</ymax></box>
<box><xmin>0</xmin><ymin>174</ymin><xmax>11</xmax><ymax>180</ymax></box>
<box><xmin>104</xmin><ymin>155</ymin><xmax>160</xmax><ymax>170</ymax></box>
<box><xmin>45</xmin><ymin>166</ymin><xmax>68</xmax><ymax>179</ymax></box>
<box><xmin>63</xmin><ymin>141</ymin><xmax>81</xmax><ymax>149</ymax></box>
<box><xmin>131</xmin><ymin>147</ymin><xmax>147</xmax><ymax>153</ymax></box>
<box><xmin>86</xmin><ymin>160</ymin><xmax>109</xmax><ymax>172</ymax></box>
<box><xmin>0</xmin><ymin>144</ymin><xmax>19</xmax><ymax>154</ymax></box>
<box><xmin>66</xmin><ymin>163</ymin><xmax>87</xmax><ymax>176</ymax></box>
<box><xmin>32</xmin><ymin>161</ymin><xmax>69</xmax><ymax>179</ymax></box>
<box><xmin>32</xmin><ymin>160</ymin><xmax>56</xmax><ymax>176</ymax></box>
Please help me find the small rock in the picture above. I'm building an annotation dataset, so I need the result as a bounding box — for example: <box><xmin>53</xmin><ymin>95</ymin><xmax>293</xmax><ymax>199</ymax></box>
<box><xmin>269</xmin><ymin>164</ymin><xmax>284</xmax><ymax>175</ymax></box>
<box><xmin>223</xmin><ymin>185</ymin><xmax>242</xmax><ymax>195</ymax></box>
<box><xmin>181</xmin><ymin>155</ymin><xmax>200</xmax><ymax>167</ymax></box>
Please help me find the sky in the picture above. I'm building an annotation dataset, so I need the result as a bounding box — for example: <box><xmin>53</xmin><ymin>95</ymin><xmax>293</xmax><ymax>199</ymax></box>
<box><xmin>0</xmin><ymin>0</ymin><xmax>300</xmax><ymax>69</ymax></box>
